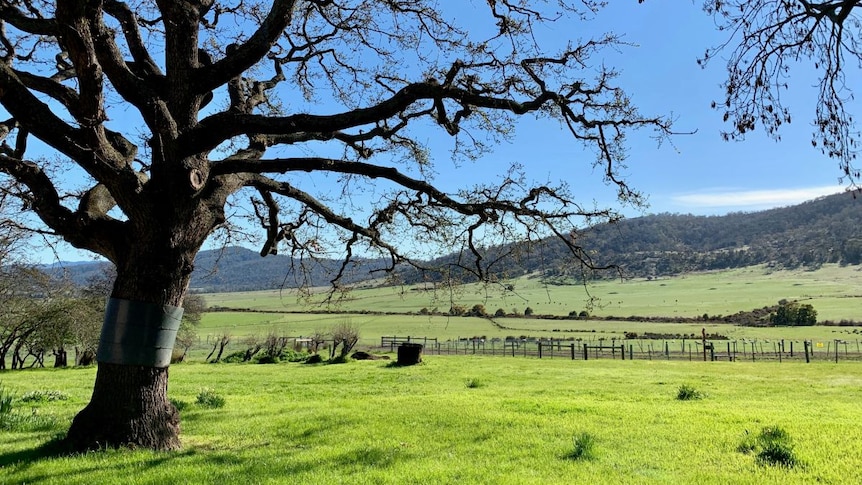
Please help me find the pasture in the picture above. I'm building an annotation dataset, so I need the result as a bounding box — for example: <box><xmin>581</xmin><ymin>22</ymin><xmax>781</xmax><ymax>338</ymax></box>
<box><xmin>2</xmin><ymin>357</ymin><xmax>861</xmax><ymax>484</ymax></box>
<box><xmin>202</xmin><ymin>264</ymin><xmax>862</xmax><ymax>320</ymax></box>
<box><xmin>196</xmin><ymin>264</ymin><xmax>862</xmax><ymax>347</ymax></box>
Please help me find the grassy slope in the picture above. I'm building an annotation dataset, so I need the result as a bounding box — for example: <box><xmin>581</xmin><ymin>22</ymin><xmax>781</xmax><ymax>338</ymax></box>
<box><xmin>203</xmin><ymin>264</ymin><xmax>862</xmax><ymax>319</ymax></box>
<box><xmin>197</xmin><ymin>264</ymin><xmax>862</xmax><ymax>345</ymax></box>
<box><xmin>2</xmin><ymin>358</ymin><xmax>861</xmax><ymax>484</ymax></box>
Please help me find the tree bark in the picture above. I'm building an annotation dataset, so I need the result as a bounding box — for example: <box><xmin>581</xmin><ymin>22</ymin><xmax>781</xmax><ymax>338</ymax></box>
<box><xmin>65</xmin><ymin>362</ymin><xmax>180</xmax><ymax>450</ymax></box>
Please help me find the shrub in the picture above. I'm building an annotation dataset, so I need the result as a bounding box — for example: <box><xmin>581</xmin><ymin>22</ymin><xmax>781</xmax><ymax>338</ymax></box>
<box><xmin>524</xmin><ymin>306</ymin><xmax>534</xmax><ymax>316</ymax></box>
<box><xmin>464</xmin><ymin>378</ymin><xmax>483</xmax><ymax>389</ymax></box>
<box><xmin>0</xmin><ymin>384</ymin><xmax>59</xmax><ymax>432</ymax></box>
<box><xmin>469</xmin><ymin>304</ymin><xmax>487</xmax><ymax>317</ymax></box>
<box><xmin>676</xmin><ymin>384</ymin><xmax>703</xmax><ymax>401</ymax></box>
<box><xmin>170</xmin><ymin>398</ymin><xmax>189</xmax><ymax>412</ymax></box>
<box><xmin>565</xmin><ymin>432</ymin><xmax>597</xmax><ymax>461</ymax></box>
<box><xmin>449</xmin><ymin>305</ymin><xmax>466</xmax><ymax>316</ymax></box>
<box><xmin>221</xmin><ymin>350</ymin><xmax>248</xmax><ymax>363</ymax></box>
<box><xmin>255</xmin><ymin>354</ymin><xmax>280</xmax><ymax>364</ymax></box>
<box><xmin>494</xmin><ymin>308</ymin><xmax>507</xmax><ymax>317</ymax></box>
<box><xmin>0</xmin><ymin>385</ymin><xmax>12</xmax><ymax>417</ymax></box>
<box><xmin>20</xmin><ymin>390</ymin><xmax>70</xmax><ymax>403</ymax></box>
<box><xmin>738</xmin><ymin>426</ymin><xmax>799</xmax><ymax>468</ymax></box>
<box><xmin>195</xmin><ymin>388</ymin><xmax>226</xmax><ymax>409</ymax></box>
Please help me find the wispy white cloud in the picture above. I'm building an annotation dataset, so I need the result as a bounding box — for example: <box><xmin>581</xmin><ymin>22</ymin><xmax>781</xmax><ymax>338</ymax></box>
<box><xmin>672</xmin><ymin>185</ymin><xmax>845</xmax><ymax>209</ymax></box>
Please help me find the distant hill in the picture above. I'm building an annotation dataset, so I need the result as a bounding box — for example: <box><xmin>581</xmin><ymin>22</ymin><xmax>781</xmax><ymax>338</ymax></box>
<box><xmin>46</xmin><ymin>192</ymin><xmax>862</xmax><ymax>291</ymax></box>
<box><xmin>45</xmin><ymin>246</ymin><xmax>392</xmax><ymax>293</ymax></box>
<box><xmin>396</xmin><ymin>191</ymin><xmax>862</xmax><ymax>283</ymax></box>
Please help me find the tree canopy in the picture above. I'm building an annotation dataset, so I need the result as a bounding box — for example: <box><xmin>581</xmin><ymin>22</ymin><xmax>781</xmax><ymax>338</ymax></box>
<box><xmin>703</xmin><ymin>0</ymin><xmax>862</xmax><ymax>184</ymax></box>
<box><xmin>0</xmin><ymin>0</ymin><xmax>673</xmax><ymax>288</ymax></box>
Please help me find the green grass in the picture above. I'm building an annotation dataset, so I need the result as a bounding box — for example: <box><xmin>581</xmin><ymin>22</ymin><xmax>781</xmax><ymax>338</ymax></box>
<box><xmin>194</xmin><ymin>264</ymin><xmax>862</xmax><ymax>350</ymax></box>
<box><xmin>1</xmin><ymin>358</ymin><xmax>861</xmax><ymax>483</ymax></box>
<box><xmin>202</xmin><ymin>264</ymin><xmax>862</xmax><ymax>320</ymax></box>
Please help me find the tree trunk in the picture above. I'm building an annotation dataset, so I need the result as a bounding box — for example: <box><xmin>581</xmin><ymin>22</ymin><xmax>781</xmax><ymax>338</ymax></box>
<box><xmin>64</xmin><ymin>242</ymin><xmax>196</xmax><ymax>451</ymax></box>
<box><xmin>54</xmin><ymin>347</ymin><xmax>67</xmax><ymax>368</ymax></box>
<box><xmin>65</xmin><ymin>362</ymin><xmax>180</xmax><ymax>450</ymax></box>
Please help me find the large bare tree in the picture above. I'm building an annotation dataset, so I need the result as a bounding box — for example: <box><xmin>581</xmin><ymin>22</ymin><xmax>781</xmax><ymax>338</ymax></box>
<box><xmin>0</xmin><ymin>1</ymin><xmax>672</xmax><ymax>450</ymax></box>
<box><xmin>703</xmin><ymin>0</ymin><xmax>862</xmax><ymax>184</ymax></box>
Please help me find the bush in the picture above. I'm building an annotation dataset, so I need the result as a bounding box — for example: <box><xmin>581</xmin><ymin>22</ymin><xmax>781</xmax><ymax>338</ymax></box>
<box><xmin>195</xmin><ymin>388</ymin><xmax>226</xmax><ymax>409</ymax></box>
<box><xmin>524</xmin><ymin>306</ymin><xmax>534</xmax><ymax>316</ymax></box>
<box><xmin>464</xmin><ymin>378</ymin><xmax>483</xmax><ymax>389</ymax></box>
<box><xmin>565</xmin><ymin>432</ymin><xmax>597</xmax><ymax>461</ymax></box>
<box><xmin>469</xmin><ymin>304</ymin><xmax>487</xmax><ymax>317</ymax></box>
<box><xmin>0</xmin><ymin>385</ymin><xmax>12</xmax><ymax>417</ymax></box>
<box><xmin>170</xmin><ymin>398</ymin><xmax>189</xmax><ymax>412</ymax></box>
<box><xmin>0</xmin><ymin>384</ymin><xmax>59</xmax><ymax>432</ymax></box>
<box><xmin>221</xmin><ymin>350</ymin><xmax>248</xmax><ymax>363</ymax></box>
<box><xmin>20</xmin><ymin>390</ymin><xmax>69</xmax><ymax>403</ymax></box>
<box><xmin>676</xmin><ymin>384</ymin><xmax>703</xmax><ymax>401</ymax></box>
<box><xmin>255</xmin><ymin>354</ymin><xmax>280</xmax><ymax>364</ymax></box>
<box><xmin>494</xmin><ymin>308</ymin><xmax>507</xmax><ymax>317</ymax></box>
<box><xmin>738</xmin><ymin>426</ymin><xmax>799</xmax><ymax>468</ymax></box>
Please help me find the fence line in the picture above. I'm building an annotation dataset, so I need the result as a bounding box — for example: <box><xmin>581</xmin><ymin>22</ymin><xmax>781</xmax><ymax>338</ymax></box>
<box><xmin>377</xmin><ymin>337</ymin><xmax>862</xmax><ymax>363</ymax></box>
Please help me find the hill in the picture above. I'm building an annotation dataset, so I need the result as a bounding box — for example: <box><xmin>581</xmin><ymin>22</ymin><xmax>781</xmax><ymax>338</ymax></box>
<box><xmin>397</xmin><ymin>191</ymin><xmax>862</xmax><ymax>283</ymax></box>
<box><xmin>47</xmin><ymin>192</ymin><xmax>862</xmax><ymax>291</ymax></box>
<box><xmin>46</xmin><ymin>246</ymin><xmax>392</xmax><ymax>293</ymax></box>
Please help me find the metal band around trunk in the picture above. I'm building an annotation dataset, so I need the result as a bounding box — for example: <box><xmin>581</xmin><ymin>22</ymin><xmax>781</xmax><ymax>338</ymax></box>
<box><xmin>96</xmin><ymin>298</ymin><xmax>184</xmax><ymax>368</ymax></box>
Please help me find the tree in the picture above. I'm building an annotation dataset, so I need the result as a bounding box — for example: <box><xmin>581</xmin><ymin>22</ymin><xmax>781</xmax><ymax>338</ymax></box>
<box><xmin>702</xmin><ymin>1</ymin><xmax>862</xmax><ymax>184</ymax></box>
<box><xmin>770</xmin><ymin>300</ymin><xmax>818</xmax><ymax>326</ymax></box>
<box><xmin>173</xmin><ymin>294</ymin><xmax>206</xmax><ymax>362</ymax></box>
<box><xmin>0</xmin><ymin>2</ymin><xmax>672</xmax><ymax>450</ymax></box>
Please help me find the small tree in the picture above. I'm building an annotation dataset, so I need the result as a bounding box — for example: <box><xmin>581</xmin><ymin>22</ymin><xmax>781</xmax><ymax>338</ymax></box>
<box><xmin>469</xmin><ymin>304</ymin><xmax>488</xmax><ymax>317</ymax></box>
<box><xmin>770</xmin><ymin>301</ymin><xmax>817</xmax><ymax>327</ymax></box>
<box><xmin>173</xmin><ymin>295</ymin><xmax>206</xmax><ymax>362</ymax></box>
<box><xmin>330</xmin><ymin>321</ymin><xmax>360</xmax><ymax>360</ymax></box>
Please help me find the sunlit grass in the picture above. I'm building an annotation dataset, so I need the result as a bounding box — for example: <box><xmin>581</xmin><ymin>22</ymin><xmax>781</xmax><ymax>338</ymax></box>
<box><xmin>1</xmin><ymin>358</ymin><xmax>861</xmax><ymax>484</ymax></box>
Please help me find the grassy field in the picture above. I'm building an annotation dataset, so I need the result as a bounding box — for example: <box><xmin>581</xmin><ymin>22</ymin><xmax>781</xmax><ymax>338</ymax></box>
<box><xmin>196</xmin><ymin>264</ymin><xmax>862</xmax><ymax>347</ymax></box>
<box><xmin>202</xmin><ymin>264</ymin><xmax>862</xmax><ymax>320</ymax></box>
<box><xmin>2</xmin><ymin>357</ymin><xmax>861</xmax><ymax>484</ymax></box>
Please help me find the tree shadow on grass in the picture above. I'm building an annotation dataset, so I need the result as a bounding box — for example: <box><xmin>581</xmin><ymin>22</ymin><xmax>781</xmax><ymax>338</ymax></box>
<box><xmin>0</xmin><ymin>434</ymin><xmax>70</xmax><ymax>468</ymax></box>
<box><xmin>0</xmin><ymin>433</ymin><xmax>196</xmax><ymax>469</ymax></box>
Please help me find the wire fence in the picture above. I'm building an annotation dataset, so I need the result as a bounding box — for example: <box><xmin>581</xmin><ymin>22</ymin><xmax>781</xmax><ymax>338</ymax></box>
<box><xmin>378</xmin><ymin>336</ymin><xmax>862</xmax><ymax>363</ymax></box>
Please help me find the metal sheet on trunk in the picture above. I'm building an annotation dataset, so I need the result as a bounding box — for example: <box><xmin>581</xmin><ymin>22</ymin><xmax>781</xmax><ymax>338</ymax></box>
<box><xmin>96</xmin><ymin>298</ymin><xmax>184</xmax><ymax>368</ymax></box>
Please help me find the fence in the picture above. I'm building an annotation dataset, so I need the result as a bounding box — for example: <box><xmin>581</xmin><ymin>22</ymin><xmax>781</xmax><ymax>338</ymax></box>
<box><xmin>377</xmin><ymin>337</ymin><xmax>862</xmax><ymax>363</ymax></box>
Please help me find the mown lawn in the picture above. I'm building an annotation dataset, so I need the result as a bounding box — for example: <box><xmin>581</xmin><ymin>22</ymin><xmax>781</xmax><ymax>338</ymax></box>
<box><xmin>2</xmin><ymin>357</ymin><xmax>861</xmax><ymax>484</ymax></box>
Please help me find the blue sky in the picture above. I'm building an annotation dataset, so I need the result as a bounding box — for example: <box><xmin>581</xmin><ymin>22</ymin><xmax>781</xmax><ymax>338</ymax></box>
<box><xmin>457</xmin><ymin>1</ymin><xmax>849</xmax><ymax>218</ymax></box>
<box><xmin>18</xmin><ymin>2</ymin><xmax>856</xmax><ymax>262</ymax></box>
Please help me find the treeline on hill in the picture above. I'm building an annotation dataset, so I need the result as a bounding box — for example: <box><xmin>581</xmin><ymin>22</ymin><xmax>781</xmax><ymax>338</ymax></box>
<box><xmin>397</xmin><ymin>191</ymin><xmax>862</xmax><ymax>284</ymax></box>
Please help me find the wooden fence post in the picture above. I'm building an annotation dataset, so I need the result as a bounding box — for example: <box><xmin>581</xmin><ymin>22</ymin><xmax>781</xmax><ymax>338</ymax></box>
<box><xmin>583</xmin><ymin>343</ymin><xmax>588</xmax><ymax>361</ymax></box>
<box><xmin>570</xmin><ymin>343</ymin><xmax>575</xmax><ymax>360</ymax></box>
<box><xmin>538</xmin><ymin>342</ymin><xmax>543</xmax><ymax>359</ymax></box>
<box><xmin>804</xmin><ymin>340</ymin><xmax>810</xmax><ymax>363</ymax></box>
